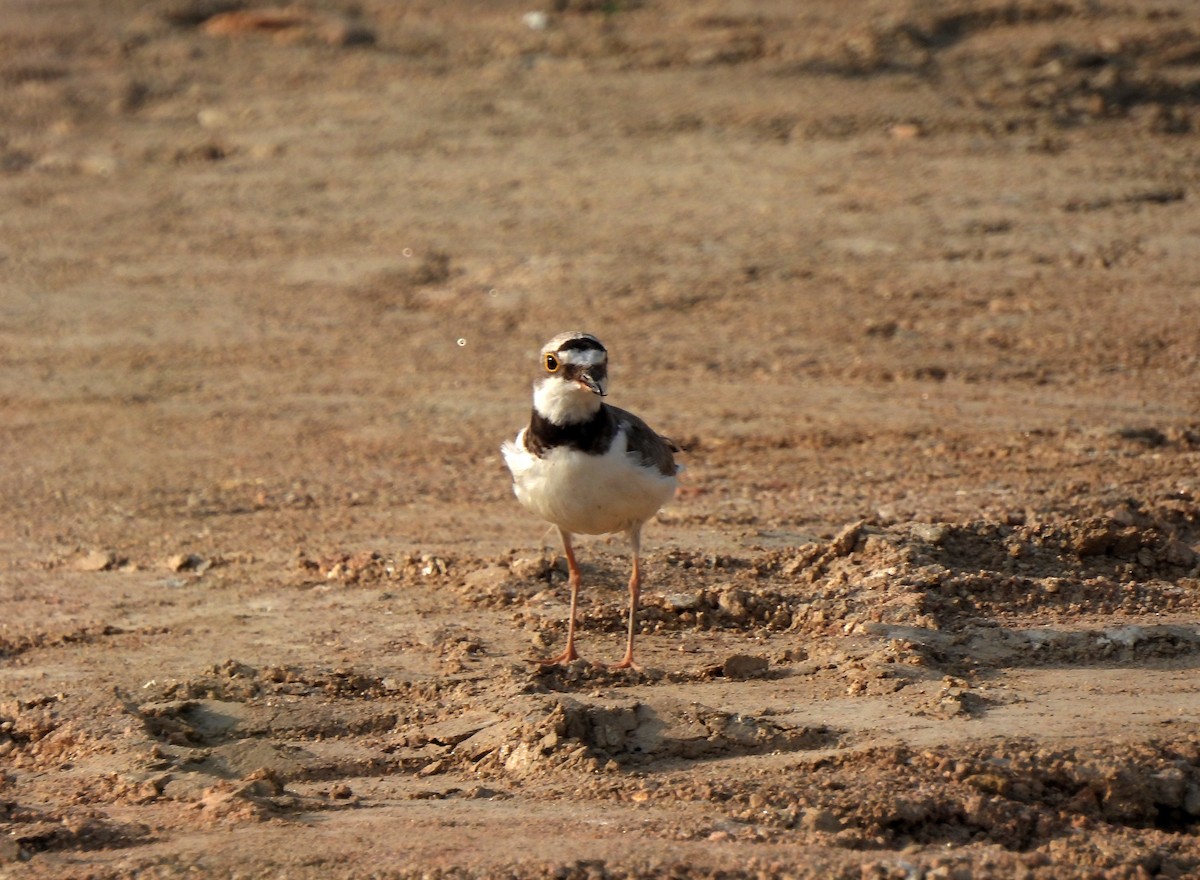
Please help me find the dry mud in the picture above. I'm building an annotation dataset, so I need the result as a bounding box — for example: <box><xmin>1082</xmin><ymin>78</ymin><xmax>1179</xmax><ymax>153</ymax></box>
<box><xmin>3</xmin><ymin>0</ymin><xmax>1200</xmax><ymax>877</ymax></box>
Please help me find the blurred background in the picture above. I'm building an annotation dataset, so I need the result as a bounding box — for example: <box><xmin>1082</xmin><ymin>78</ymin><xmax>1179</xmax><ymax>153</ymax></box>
<box><xmin>3</xmin><ymin>0</ymin><xmax>1198</xmax><ymax>566</ymax></box>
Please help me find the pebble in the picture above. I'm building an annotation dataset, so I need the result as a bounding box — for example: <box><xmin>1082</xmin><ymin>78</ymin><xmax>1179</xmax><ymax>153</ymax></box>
<box><xmin>197</xmin><ymin>108</ymin><xmax>230</xmax><ymax>129</ymax></box>
<box><xmin>1164</xmin><ymin>539</ymin><xmax>1196</xmax><ymax>567</ymax></box>
<box><xmin>201</xmin><ymin>9</ymin><xmax>307</xmax><ymax>36</ymax></box>
<box><xmin>889</xmin><ymin>122</ymin><xmax>923</xmax><ymax>140</ymax></box>
<box><xmin>76</xmin><ymin>550</ymin><xmax>117</xmax><ymax>572</ymax></box>
<box><xmin>800</xmin><ymin>807</ymin><xmax>843</xmax><ymax>833</ymax></box>
<box><xmin>909</xmin><ymin>522</ymin><xmax>949</xmax><ymax>545</ymax></box>
<box><xmin>165</xmin><ymin>553</ymin><xmax>208</xmax><ymax>573</ymax></box>
<box><xmin>466</xmin><ymin>786</ymin><xmax>501</xmax><ymax>799</ymax></box>
<box><xmin>717</xmin><ymin>588</ymin><xmax>749</xmax><ymax>621</ymax></box>
<box><xmin>510</xmin><ymin>555</ymin><xmax>556</xmax><ymax>580</ymax></box>
<box><xmin>722</xmin><ymin>654</ymin><xmax>769</xmax><ymax>680</ymax></box>
<box><xmin>665</xmin><ymin>591</ymin><xmax>703</xmax><ymax>611</ymax></box>
<box><xmin>418</xmin><ymin>759</ymin><xmax>445</xmax><ymax>777</ymax></box>
<box><xmin>523</xmin><ymin>11</ymin><xmax>549</xmax><ymax>31</ymax></box>
<box><xmin>420</xmin><ymin>556</ymin><xmax>448</xmax><ymax>577</ymax></box>
<box><xmin>829</xmin><ymin>521</ymin><xmax>863</xmax><ymax>556</ymax></box>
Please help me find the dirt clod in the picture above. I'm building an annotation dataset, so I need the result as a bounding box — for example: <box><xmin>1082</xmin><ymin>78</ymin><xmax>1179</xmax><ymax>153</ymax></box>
<box><xmin>721</xmin><ymin>654</ymin><xmax>770</xmax><ymax>680</ymax></box>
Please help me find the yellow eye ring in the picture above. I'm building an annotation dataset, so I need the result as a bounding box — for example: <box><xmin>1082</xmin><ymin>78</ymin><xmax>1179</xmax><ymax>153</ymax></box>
<box><xmin>544</xmin><ymin>353</ymin><xmax>560</xmax><ymax>372</ymax></box>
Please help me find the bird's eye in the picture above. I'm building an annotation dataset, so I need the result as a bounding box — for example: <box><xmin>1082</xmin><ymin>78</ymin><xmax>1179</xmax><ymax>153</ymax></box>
<box><xmin>544</xmin><ymin>353</ymin><xmax>560</xmax><ymax>372</ymax></box>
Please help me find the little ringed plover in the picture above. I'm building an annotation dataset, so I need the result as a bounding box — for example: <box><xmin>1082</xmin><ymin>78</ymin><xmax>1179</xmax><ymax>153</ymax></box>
<box><xmin>502</xmin><ymin>331</ymin><xmax>681</xmax><ymax>670</ymax></box>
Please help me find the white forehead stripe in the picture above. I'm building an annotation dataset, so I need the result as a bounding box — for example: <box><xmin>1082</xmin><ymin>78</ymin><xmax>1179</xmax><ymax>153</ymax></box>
<box><xmin>553</xmin><ymin>348</ymin><xmax>607</xmax><ymax>366</ymax></box>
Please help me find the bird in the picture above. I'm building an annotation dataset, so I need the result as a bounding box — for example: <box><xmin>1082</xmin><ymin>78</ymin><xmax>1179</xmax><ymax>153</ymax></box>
<box><xmin>501</xmin><ymin>331</ymin><xmax>681</xmax><ymax>670</ymax></box>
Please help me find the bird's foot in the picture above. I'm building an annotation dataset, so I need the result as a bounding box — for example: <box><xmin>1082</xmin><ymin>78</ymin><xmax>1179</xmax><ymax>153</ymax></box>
<box><xmin>601</xmin><ymin>655</ymin><xmax>643</xmax><ymax>673</ymax></box>
<box><xmin>536</xmin><ymin>646</ymin><xmax>581</xmax><ymax>666</ymax></box>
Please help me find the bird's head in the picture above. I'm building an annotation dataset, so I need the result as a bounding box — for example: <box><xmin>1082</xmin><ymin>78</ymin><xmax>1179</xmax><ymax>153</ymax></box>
<box><xmin>531</xmin><ymin>331</ymin><xmax>608</xmax><ymax>424</ymax></box>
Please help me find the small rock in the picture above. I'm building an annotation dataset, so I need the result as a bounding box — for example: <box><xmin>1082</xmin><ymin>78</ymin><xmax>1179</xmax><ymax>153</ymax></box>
<box><xmin>455</xmin><ymin>720</ymin><xmax>522</xmax><ymax>761</ymax></box>
<box><xmin>1164</xmin><ymin>540</ymin><xmax>1196</xmax><ymax>568</ymax></box>
<box><xmin>889</xmin><ymin>122</ymin><xmax>923</xmax><ymax>140</ymax></box>
<box><xmin>717</xmin><ymin>588</ymin><xmax>750</xmax><ymax>621</ymax></box>
<box><xmin>422</xmin><ymin>712</ymin><xmax>504</xmax><ymax>747</ymax></box>
<box><xmin>237</xmin><ymin>768</ymin><xmax>284</xmax><ymax>798</ymax></box>
<box><xmin>939</xmin><ymin>693</ymin><xmax>968</xmax><ymax>716</ymax></box>
<box><xmin>166</xmin><ymin>553</ymin><xmax>208</xmax><ymax>573</ymax></box>
<box><xmin>864</xmin><ymin>319</ymin><xmax>899</xmax><ymax>338</ymax></box>
<box><xmin>722</xmin><ymin>654</ymin><xmax>769</xmax><ymax>680</ymax></box>
<box><xmin>1107</xmin><ymin>505</ymin><xmax>1138</xmax><ymax>527</ymax></box>
<box><xmin>418</xmin><ymin>759</ymin><xmax>446</xmax><ymax>777</ymax></box>
<box><xmin>781</xmin><ymin>544</ymin><xmax>821</xmax><ymax>576</ymax></box>
<box><xmin>510</xmin><ymin>555</ymin><xmax>555</xmax><ymax>580</ymax></box>
<box><xmin>503</xmin><ymin>741</ymin><xmax>540</xmax><ymax>774</ymax></box>
<box><xmin>136</xmin><ymin>773</ymin><xmax>168</xmax><ymax>802</ymax></box>
<box><xmin>523</xmin><ymin>11</ymin><xmax>549</xmax><ymax>31</ymax></box>
<box><xmin>910</xmin><ymin>522</ymin><xmax>948</xmax><ymax>545</ymax></box>
<box><xmin>828</xmin><ymin>521</ymin><xmax>863</xmax><ymax>557</ymax></box>
<box><xmin>1072</xmin><ymin>527</ymin><xmax>1112</xmax><ymax>557</ymax></box>
<box><xmin>197</xmin><ymin>107</ymin><xmax>230</xmax><ymax>129</ymax></box>
<box><xmin>420</xmin><ymin>556</ymin><xmax>447</xmax><ymax>577</ymax></box>
<box><xmin>466</xmin><ymin>786</ymin><xmax>501</xmax><ymax>799</ymax></box>
<box><xmin>964</xmin><ymin>773</ymin><xmax>1009</xmax><ymax>796</ymax></box>
<box><xmin>961</xmin><ymin>793</ymin><xmax>989</xmax><ymax>826</ymax></box>
<box><xmin>76</xmin><ymin>550</ymin><xmax>117</xmax><ymax>572</ymax></box>
<box><xmin>800</xmin><ymin>807</ymin><xmax>843</xmax><ymax>833</ymax></box>
<box><xmin>665</xmin><ymin>591</ymin><xmax>703</xmax><ymax>611</ymax></box>
<box><xmin>202</xmin><ymin>9</ymin><xmax>310</xmax><ymax>37</ymax></box>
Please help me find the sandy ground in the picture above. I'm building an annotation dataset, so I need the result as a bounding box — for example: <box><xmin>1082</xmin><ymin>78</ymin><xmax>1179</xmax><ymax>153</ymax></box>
<box><xmin>3</xmin><ymin>0</ymin><xmax>1200</xmax><ymax>877</ymax></box>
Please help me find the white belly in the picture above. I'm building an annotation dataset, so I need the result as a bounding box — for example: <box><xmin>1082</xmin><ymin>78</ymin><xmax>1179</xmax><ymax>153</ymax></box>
<box><xmin>502</xmin><ymin>429</ymin><xmax>676</xmax><ymax>536</ymax></box>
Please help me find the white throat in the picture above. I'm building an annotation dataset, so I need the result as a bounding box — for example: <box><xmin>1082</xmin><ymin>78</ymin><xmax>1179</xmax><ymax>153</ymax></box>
<box><xmin>533</xmin><ymin>377</ymin><xmax>602</xmax><ymax>425</ymax></box>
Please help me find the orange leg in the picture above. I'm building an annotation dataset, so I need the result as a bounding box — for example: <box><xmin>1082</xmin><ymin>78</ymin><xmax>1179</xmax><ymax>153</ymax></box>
<box><xmin>539</xmin><ymin>528</ymin><xmax>582</xmax><ymax>666</ymax></box>
<box><xmin>606</xmin><ymin>527</ymin><xmax>643</xmax><ymax>671</ymax></box>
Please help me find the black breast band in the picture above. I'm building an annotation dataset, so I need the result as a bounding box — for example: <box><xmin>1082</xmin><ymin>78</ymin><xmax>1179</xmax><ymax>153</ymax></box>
<box><xmin>526</xmin><ymin>406</ymin><xmax>616</xmax><ymax>457</ymax></box>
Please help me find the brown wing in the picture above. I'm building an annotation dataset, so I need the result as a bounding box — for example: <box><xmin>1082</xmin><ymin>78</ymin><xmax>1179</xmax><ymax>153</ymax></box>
<box><xmin>607</xmin><ymin>405</ymin><xmax>679</xmax><ymax>477</ymax></box>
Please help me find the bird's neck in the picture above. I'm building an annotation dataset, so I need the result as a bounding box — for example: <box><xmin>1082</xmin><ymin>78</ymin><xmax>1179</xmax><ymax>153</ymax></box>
<box><xmin>532</xmin><ymin>378</ymin><xmax>602</xmax><ymax>426</ymax></box>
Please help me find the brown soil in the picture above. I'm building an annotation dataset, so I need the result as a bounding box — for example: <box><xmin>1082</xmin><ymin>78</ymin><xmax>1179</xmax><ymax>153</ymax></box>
<box><xmin>4</xmin><ymin>1</ymin><xmax>1200</xmax><ymax>877</ymax></box>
